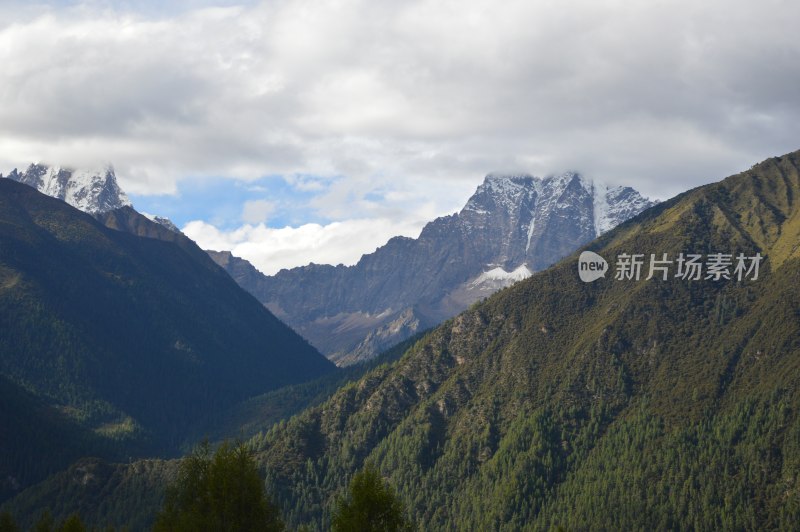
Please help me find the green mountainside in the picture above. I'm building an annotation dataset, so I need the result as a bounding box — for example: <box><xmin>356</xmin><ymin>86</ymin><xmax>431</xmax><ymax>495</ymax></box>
<box><xmin>3</xmin><ymin>457</ymin><xmax>178</xmax><ymax>531</ymax></box>
<box><xmin>0</xmin><ymin>179</ymin><xmax>335</xmax><ymax>501</ymax></box>
<box><xmin>242</xmin><ymin>150</ymin><xmax>800</xmax><ymax>529</ymax></box>
<box><xmin>1</xmin><ymin>334</ymin><xmax>424</xmax><ymax>530</ymax></box>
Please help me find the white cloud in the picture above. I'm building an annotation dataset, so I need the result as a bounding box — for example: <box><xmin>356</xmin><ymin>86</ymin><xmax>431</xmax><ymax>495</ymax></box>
<box><xmin>282</xmin><ymin>174</ymin><xmax>330</xmax><ymax>193</ymax></box>
<box><xmin>241</xmin><ymin>199</ymin><xmax>275</xmax><ymax>224</ymax></box>
<box><xmin>1</xmin><ymin>0</ymin><xmax>799</xmax><ymax>268</ymax></box>
<box><xmin>183</xmin><ymin>217</ymin><xmax>427</xmax><ymax>275</ymax></box>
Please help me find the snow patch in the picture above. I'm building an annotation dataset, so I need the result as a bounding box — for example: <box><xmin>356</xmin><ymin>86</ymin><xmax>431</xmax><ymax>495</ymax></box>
<box><xmin>525</xmin><ymin>213</ymin><xmax>536</xmax><ymax>253</ymax></box>
<box><xmin>470</xmin><ymin>263</ymin><xmax>533</xmax><ymax>290</ymax></box>
<box><xmin>592</xmin><ymin>181</ymin><xmax>611</xmax><ymax>237</ymax></box>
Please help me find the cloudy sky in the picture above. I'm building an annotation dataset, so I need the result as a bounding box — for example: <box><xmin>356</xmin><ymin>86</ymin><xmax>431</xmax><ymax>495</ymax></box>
<box><xmin>1</xmin><ymin>0</ymin><xmax>798</xmax><ymax>274</ymax></box>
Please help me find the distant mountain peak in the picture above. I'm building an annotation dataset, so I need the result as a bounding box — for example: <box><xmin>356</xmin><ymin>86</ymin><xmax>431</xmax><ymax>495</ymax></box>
<box><xmin>212</xmin><ymin>169</ymin><xmax>657</xmax><ymax>365</ymax></box>
<box><xmin>464</xmin><ymin>170</ymin><xmax>656</xmax><ymax>248</ymax></box>
<box><xmin>2</xmin><ymin>163</ymin><xmax>131</xmax><ymax>215</ymax></box>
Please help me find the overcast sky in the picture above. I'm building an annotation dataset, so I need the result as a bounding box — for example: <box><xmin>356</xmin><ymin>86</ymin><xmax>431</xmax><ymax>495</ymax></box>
<box><xmin>1</xmin><ymin>0</ymin><xmax>799</xmax><ymax>274</ymax></box>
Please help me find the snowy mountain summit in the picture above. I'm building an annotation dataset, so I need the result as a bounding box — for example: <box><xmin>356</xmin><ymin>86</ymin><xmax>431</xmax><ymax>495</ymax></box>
<box><xmin>460</xmin><ymin>171</ymin><xmax>656</xmax><ymax>271</ymax></box>
<box><xmin>2</xmin><ymin>163</ymin><xmax>131</xmax><ymax>215</ymax></box>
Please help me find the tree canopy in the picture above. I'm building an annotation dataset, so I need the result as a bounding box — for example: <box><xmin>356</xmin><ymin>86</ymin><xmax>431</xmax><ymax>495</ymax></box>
<box><xmin>154</xmin><ymin>441</ymin><xmax>284</xmax><ymax>532</ymax></box>
<box><xmin>332</xmin><ymin>465</ymin><xmax>408</xmax><ymax>532</ymax></box>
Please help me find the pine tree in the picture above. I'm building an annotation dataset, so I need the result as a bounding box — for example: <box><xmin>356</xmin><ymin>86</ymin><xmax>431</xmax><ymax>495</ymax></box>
<box><xmin>59</xmin><ymin>514</ymin><xmax>86</xmax><ymax>532</ymax></box>
<box><xmin>154</xmin><ymin>441</ymin><xmax>284</xmax><ymax>532</ymax></box>
<box><xmin>0</xmin><ymin>511</ymin><xmax>19</xmax><ymax>532</ymax></box>
<box><xmin>33</xmin><ymin>510</ymin><xmax>55</xmax><ymax>532</ymax></box>
<box><xmin>332</xmin><ymin>465</ymin><xmax>409</xmax><ymax>532</ymax></box>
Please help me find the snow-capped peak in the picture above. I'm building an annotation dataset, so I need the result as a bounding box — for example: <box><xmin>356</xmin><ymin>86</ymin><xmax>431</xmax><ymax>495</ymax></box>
<box><xmin>456</xmin><ymin>169</ymin><xmax>656</xmax><ymax>270</ymax></box>
<box><xmin>481</xmin><ymin>173</ymin><xmax>536</xmax><ymax>197</ymax></box>
<box><xmin>462</xmin><ymin>173</ymin><xmax>539</xmax><ymax>215</ymax></box>
<box><xmin>535</xmin><ymin>172</ymin><xmax>655</xmax><ymax>237</ymax></box>
<box><xmin>2</xmin><ymin>163</ymin><xmax>131</xmax><ymax>215</ymax></box>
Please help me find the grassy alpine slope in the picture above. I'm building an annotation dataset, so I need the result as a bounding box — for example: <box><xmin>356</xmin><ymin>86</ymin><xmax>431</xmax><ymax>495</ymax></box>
<box><xmin>249</xmin><ymin>150</ymin><xmax>800</xmax><ymax>530</ymax></box>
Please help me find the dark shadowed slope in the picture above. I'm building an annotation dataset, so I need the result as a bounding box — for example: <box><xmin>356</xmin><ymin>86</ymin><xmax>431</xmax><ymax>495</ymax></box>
<box><xmin>0</xmin><ymin>179</ymin><xmax>334</xmax><ymax>499</ymax></box>
<box><xmin>0</xmin><ymin>335</ymin><xmax>422</xmax><ymax>530</ymax></box>
<box><xmin>0</xmin><ymin>375</ymin><xmax>123</xmax><ymax>503</ymax></box>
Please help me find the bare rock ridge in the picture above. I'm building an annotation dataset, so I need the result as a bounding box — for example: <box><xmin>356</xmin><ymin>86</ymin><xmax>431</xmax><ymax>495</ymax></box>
<box><xmin>209</xmin><ymin>172</ymin><xmax>657</xmax><ymax>365</ymax></box>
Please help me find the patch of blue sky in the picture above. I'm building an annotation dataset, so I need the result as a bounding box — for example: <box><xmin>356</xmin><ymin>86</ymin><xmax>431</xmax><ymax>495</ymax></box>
<box><xmin>129</xmin><ymin>174</ymin><xmax>328</xmax><ymax>230</ymax></box>
<box><xmin>363</xmin><ymin>191</ymin><xmax>384</xmax><ymax>203</ymax></box>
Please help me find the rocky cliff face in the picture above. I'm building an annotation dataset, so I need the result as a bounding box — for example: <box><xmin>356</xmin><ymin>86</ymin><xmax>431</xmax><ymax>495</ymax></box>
<box><xmin>210</xmin><ymin>172</ymin><xmax>656</xmax><ymax>365</ymax></box>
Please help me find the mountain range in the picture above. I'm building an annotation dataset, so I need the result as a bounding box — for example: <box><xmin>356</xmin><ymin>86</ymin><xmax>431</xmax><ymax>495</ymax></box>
<box><xmin>0</xmin><ymin>178</ymin><xmax>334</xmax><ymax>503</ymax></box>
<box><xmin>210</xmin><ymin>172</ymin><xmax>656</xmax><ymax>365</ymax></box>
<box><xmin>2</xmin><ymin>152</ymin><xmax>798</xmax><ymax>530</ymax></box>
<box><xmin>2</xmin><ymin>163</ymin><xmax>656</xmax><ymax>367</ymax></box>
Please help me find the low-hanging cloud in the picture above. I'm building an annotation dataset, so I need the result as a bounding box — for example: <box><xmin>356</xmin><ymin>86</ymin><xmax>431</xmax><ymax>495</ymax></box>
<box><xmin>1</xmin><ymin>0</ymin><xmax>799</xmax><ymax>270</ymax></box>
<box><xmin>184</xmin><ymin>216</ymin><xmax>428</xmax><ymax>275</ymax></box>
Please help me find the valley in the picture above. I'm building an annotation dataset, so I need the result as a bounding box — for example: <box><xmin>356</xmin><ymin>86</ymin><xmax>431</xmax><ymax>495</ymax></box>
<box><xmin>1</xmin><ymin>151</ymin><xmax>798</xmax><ymax>529</ymax></box>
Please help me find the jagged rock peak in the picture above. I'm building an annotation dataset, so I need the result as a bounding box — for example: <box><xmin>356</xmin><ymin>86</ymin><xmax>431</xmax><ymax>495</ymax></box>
<box><xmin>2</xmin><ymin>163</ymin><xmax>131</xmax><ymax>215</ymax></box>
<box><xmin>463</xmin><ymin>170</ymin><xmax>656</xmax><ymax>238</ymax></box>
